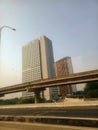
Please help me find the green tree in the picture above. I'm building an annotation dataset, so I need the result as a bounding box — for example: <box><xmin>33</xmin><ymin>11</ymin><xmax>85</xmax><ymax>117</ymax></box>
<box><xmin>74</xmin><ymin>91</ymin><xmax>84</xmax><ymax>98</ymax></box>
<box><xmin>0</xmin><ymin>99</ymin><xmax>3</xmax><ymax>105</ymax></box>
<box><xmin>84</xmin><ymin>82</ymin><xmax>98</xmax><ymax>98</ymax></box>
<box><xmin>0</xmin><ymin>98</ymin><xmax>19</xmax><ymax>105</ymax></box>
<box><xmin>18</xmin><ymin>96</ymin><xmax>34</xmax><ymax>104</ymax></box>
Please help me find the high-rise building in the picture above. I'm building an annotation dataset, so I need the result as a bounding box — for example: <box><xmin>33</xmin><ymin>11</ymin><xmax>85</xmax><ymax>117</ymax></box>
<box><xmin>22</xmin><ymin>39</ymin><xmax>42</xmax><ymax>82</ymax></box>
<box><xmin>55</xmin><ymin>57</ymin><xmax>77</xmax><ymax>96</ymax></box>
<box><xmin>22</xmin><ymin>36</ymin><xmax>58</xmax><ymax>100</ymax></box>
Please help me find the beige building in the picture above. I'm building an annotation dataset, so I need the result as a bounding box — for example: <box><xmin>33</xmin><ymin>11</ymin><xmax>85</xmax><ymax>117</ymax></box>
<box><xmin>55</xmin><ymin>57</ymin><xmax>77</xmax><ymax>96</ymax></box>
<box><xmin>22</xmin><ymin>35</ymin><xmax>58</xmax><ymax>100</ymax></box>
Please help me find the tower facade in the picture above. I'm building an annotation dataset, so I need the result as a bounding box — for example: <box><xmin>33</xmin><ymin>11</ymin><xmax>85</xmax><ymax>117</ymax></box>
<box><xmin>55</xmin><ymin>57</ymin><xmax>76</xmax><ymax>96</ymax></box>
<box><xmin>22</xmin><ymin>39</ymin><xmax>42</xmax><ymax>82</ymax></box>
<box><xmin>22</xmin><ymin>36</ymin><xmax>58</xmax><ymax>100</ymax></box>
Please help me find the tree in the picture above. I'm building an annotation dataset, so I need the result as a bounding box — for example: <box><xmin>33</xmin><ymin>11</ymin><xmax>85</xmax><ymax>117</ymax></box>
<box><xmin>0</xmin><ymin>98</ymin><xmax>19</xmax><ymax>105</ymax></box>
<box><xmin>73</xmin><ymin>91</ymin><xmax>84</xmax><ymax>98</ymax></box>
<box><xmin>84</xmin><ymin>82</ymin><xmax>98</xmax><ymax>98</ymax></box>
<box><xmin>18</xmin><ymin>96</ymin><xmax>34</xmax><ymax>104</ymax></box>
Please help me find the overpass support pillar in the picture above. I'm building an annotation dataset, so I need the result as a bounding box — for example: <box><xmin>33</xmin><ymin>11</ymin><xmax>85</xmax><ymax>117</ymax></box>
<box><xmin>34</xmin><ymin>88</ymin><xmax>45</xmax><ymax>103</ymax></box>
<box><xmin>0</xmin><ymin>94</ymin><xmax>5</xmax><ymax>97</ymax></box>
<box><xmin>34</xmin><ymin>89</ymin><xmax>41</xmax><ymax>103</ymax></box>
<box><xmin>41</xmin><ymin>90</ymin><xmax>45</xmax><ymax>99</ymax></box>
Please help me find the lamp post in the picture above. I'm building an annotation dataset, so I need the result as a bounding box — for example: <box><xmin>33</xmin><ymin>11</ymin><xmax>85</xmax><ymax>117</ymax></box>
<box><xmin>0</xmin><ymin>25</ymin><xmax>16</xmax><ymax>46</ymax></box>
<box><xmin>0</xmin><ymin>26</ymin><xmax>16</xmax><ymax>82</ymax></box>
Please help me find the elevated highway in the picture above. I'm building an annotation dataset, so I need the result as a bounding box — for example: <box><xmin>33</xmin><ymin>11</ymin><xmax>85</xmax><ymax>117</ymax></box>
<box><xmin>0</xmin><ymin>69</ymin><xmax>98</xmax><ymax>102</ymax></box>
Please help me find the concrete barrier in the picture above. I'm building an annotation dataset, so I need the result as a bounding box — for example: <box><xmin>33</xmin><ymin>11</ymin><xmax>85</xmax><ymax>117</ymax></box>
<box><xmin>0</xmin><ymin>115</ymin><xmax>98</xmax><ymax>128</ymax></box>
<box><xmin>0</xmin><ymin>121</ymin><xmax>98</xmax><ymax>130</ymax></box>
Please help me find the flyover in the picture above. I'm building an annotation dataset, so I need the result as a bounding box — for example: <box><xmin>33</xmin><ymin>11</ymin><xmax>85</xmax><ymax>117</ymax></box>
<box><xmin>0</xmin><ymin>69</ymin><xmax>98</xmax><ymax>102</ymax></box>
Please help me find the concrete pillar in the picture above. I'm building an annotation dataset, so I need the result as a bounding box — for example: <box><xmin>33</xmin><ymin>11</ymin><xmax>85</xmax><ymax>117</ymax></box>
<box><xmin>34</xmin><ymin>89</ymin><xmax>41</xmax><ymax>103</ymax></box>
<box><xmin>41</xmin><ymin>90</ymin><xmax>45</xmax><ymax>99</ymax></box>
<box><xmin>0</xmin><ymin>94</ymin><xmax>4</xmax><ymax>97</ymax></box>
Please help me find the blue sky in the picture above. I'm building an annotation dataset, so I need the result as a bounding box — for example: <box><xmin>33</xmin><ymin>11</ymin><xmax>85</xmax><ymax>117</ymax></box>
<box><xmin>0</xmin><ymin>0</ymin><xmax>98</xmax><ymax>88</ymax></box>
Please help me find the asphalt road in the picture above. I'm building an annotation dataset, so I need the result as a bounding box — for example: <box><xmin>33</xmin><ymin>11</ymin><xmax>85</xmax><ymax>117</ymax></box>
<box><xmin>0</xmin><ymin>106</ymin><xmax>98</xmax><ymax>118</ymax></box>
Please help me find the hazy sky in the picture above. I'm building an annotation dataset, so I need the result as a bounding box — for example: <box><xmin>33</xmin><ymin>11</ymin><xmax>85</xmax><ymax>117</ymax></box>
<box><xmin>0</xmin><ymin>0</ymin><xmax>98</xmax><ymax>88</ymax></box>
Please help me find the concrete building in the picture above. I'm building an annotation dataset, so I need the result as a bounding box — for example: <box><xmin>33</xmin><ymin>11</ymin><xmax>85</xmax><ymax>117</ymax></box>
<box><xmin>22</xmin><ymin>91</ymin><xmax>34</xmax><ymax>97</ymax></box>
<box><xmin>22</xmin><ymin>39</ymin><xmax>42</xmax><ymax>82</ymax></box>
<box><xmin>22</xmin><ymin>35</ymin><xmax>58</xmax><ymax>100</ymax></box>
<box><xmin>55</xmin><ymin>57</ymin><xmax>77</xmax><ymax>96</ymax></box>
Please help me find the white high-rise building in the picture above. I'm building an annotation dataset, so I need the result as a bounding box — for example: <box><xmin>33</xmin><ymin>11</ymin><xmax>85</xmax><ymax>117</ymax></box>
<box><xmin>22</xmin><ymin>36</ymin><xmax>58</xmax><ymax>100</ymax></box>
<box><xmin>22</xmin><ymin>39</ymin><xmax>42</xmax><ymax>82</ymax></box>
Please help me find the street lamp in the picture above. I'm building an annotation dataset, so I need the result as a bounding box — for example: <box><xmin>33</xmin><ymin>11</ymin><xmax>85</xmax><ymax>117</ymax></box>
<box><xmin>0</xmin><ymin>25</ymin><xmax>16</xmax><ymax>81</ymax></box>
<box><xmin>0</xmin><ymin>25</ymin><xmax>16</xmax><ymax>46</ymax></box>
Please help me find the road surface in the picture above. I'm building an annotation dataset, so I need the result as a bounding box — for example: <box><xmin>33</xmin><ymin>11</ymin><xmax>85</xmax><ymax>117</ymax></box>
<box><xmin>0</xmin><ymin>106</ymin><xmax>98</xmax><ymax>118</ymax></box>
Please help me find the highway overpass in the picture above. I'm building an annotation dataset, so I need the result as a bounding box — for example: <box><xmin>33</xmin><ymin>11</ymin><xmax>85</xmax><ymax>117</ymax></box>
<box><xmin>0</xmin><ymin>69</ymin><xmax>98</xmax><ymax>102</ymax></box>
